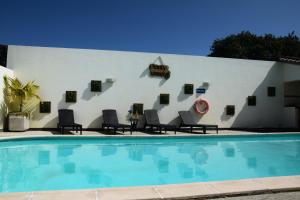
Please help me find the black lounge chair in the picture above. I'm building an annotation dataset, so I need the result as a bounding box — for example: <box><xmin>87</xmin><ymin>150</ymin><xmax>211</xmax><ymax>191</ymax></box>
<box><xmin>144</xmin><ymin>109</ymin><xmax>176</xmax><ymax>134</ymax></box>
<box><xmin>57</xmin><ymin>109</ymin><xmax>82</xmax><ymax>135</ymax></box>
<box><xmin>178</xmin><ymin>111</ymin><xmax>218</xmax><ymax>134</ymax></box>
<box><xmin>102</xmin><ymin>109</ymin><xmax>132</xmax><ymax>134</ymax></box>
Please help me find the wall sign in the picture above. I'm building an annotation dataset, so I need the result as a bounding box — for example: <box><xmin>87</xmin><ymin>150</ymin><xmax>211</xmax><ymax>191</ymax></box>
<box><xmin>149</xmin><ymin>64</ymin><xmax>170</xmax><ymax>79</ymax></box>
<box><xmin>196</xmin><ymin>88</ymin><xmax>206</xmax><ymax>94</ymax></box>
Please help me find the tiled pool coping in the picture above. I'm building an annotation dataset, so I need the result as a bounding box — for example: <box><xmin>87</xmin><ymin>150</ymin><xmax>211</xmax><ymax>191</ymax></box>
<box><xmin>0</xmin><ymin>131</ymin><xmax>300</xmax><ymax>199</ymax></box>
<box><xmin>0</xmin><ymin>176</ymin><xmax>300</xmax><ymax>200</ymax></box>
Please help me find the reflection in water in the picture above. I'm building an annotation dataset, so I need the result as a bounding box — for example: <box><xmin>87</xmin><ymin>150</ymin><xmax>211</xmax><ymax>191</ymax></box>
<box><xmin>192</xmin><ymin>149</ymin><xmax>208</xmax><ymax>165</ymax></box>
<box><xmin>225</xmin><ymin>148</ymin><xmax>235</xmax><ymax>157</ymax></box>
<box><xmin>38</xmin><ymin>151</ymin><xmax>50</xmax><ymax>165</ymax></box>
<box><xmin>247</xmin><ymin>157</ymin><xmax>257</xmax><ymax>169</ymax></box>
<box><xmin>177</xmin><ymin>163</ymin><xmax>194</xmax><ymax>179</ymax></box>
<box><xmin>83</xmin><ymin>168</ymin><xmax>112</xmax><ymax>186</ymax></box>
<box><xmin>101</xmin><ymin>145</ymin><xmax>117</xmax><ymax>156</ymax></box>
<box><xmin>57</xmin><ymin>145</ymin><xmax>81</xmax><ymax>157</ymax></box>
<box><xmin>178</xmin><ymin>144</ymin><xmax>209</xmax><ymax>166</ymax></box>
<box><xmin>127</xmin><ymin>145</ymin><xmax>144</xmax><ymax>161</ymax></box>
<box><xmin>64</xmin><ymin>162</ymin><xmax>76</xmax><ymax>174</ymax></box>
<box><xmin>155</xmin><ymin>156</ymin><xmax>169</xmax><ymax>173</ymax></box>
<box><xmin>1</xmin><ymin>135</ymin><xmax>300</xmax><ymax>193</ymax></box>
<box><xmin>268</xmin><ymin>166</ymin><xmax>277</xmax><ymax>175</ymax></box>
<box><xmin>195</xmin><ymin>167</ymin><xmax>208</xmax><ymax>179</ymax></box>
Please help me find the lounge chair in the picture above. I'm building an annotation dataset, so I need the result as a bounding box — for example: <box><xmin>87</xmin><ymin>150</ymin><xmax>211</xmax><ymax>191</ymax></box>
<box><xmin>102</xmin><ymin>109</ymin><xmax>132</xmax><ymax>134</ymax></box>
<box><xmin>57</xmin><ymin>109</ymin><xmax>82</xmax><ymax>135</ymax></box>
<box><xmin>144</xmin><ymin>109</ymin><xmax>176</xmax><ymax>134</ymax></box>
<box><xmin>178</xmin><ymin>111</ymin><xmax>218</xmax><ymax>134</ymax></box>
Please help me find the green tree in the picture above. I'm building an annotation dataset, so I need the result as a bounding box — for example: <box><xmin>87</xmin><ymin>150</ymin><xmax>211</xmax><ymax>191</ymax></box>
<box><xmin>208</xmin><ymin>31</ymin><xmax>300</xmax><ymax>61</ymax></box>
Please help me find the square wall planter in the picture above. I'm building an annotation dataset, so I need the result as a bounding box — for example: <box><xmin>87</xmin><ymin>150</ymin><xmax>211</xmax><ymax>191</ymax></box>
<box><xmin>226</xmin><ymin>105</ymin><xmax>235</xmax><ymax>116</ymax></box>
<box><xmin>66</xmin><ymin>91</ymin><xmax>77</xmax><ymax>103</ymax></box>
<box><xmin>184</xmin><ymin>84</ymin><xmax>194</xmax><ymax>95</ymax></box>
<box><xmin>133</xmin><ymin>103</ymin><xmax>144</xmax><ymax>115</ymax></box>
<box><xmin>91</xmin><ymin>80</ymin><xmax>102</xmax><ymax>92</ymax></box>
<box><xmin>268</xmin><ymin>87</ymin><xmax>276</xmax><ymax>97</ymax></box>
<box><xmin>40</xmin><ymin>101</ymin><xmax>51</xmax><ymax>113</ymax></box>
<box><xmin>160</xmin><ymin>94</ymin><xmax>170</xmax><ymax>105</ymax></box>
<box><xmin>247</xmin><ymin>96</ymin><xmax>256</xmax><ymax>106</ymax></box>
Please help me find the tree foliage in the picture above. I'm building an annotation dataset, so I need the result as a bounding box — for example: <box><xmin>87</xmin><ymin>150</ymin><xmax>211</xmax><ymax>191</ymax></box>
<box><xmin>208</xmin><ymin>31</ymin><xmax>300</xmax><ymax>61</ymax></box>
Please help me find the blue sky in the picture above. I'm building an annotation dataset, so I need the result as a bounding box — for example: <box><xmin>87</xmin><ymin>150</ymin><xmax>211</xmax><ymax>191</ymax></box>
<box><xmin>0</xmin><ymin>0</ymin><xmax>299</xmax><ymax>55</ymax></box>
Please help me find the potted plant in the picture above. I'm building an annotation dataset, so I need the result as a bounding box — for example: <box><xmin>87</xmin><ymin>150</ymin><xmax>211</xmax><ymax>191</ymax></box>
<box><xmin>3</xmin><ymin>75</ymin><xmax>40</xmax><ymax>131</ymax></box>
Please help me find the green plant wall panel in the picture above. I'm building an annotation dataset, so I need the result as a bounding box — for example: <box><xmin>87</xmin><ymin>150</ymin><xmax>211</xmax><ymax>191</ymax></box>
<box><xmin>184</xmin><ymin>84</ymin><xmax>194</xmax><ymax>94</ymax></box>
<box><xmin>226</xmin><ymin>105</ymin><xmax>235</xmax><ymax>116</ymax></box>
<box><xmin>160</xmin><ymin>94</ymin><xmax>170</xmax><ymax>105</ymax></box>
<box><xmin>247</xmin><ymin>96</ymin><xmax>256</xmax><ymax>106</ymax></box>
<box><xmin>40</xmin><ymin>101</ymin><xmax>51</xmax><ymax>113</ymax></box>
<box><xmin>91</xmin><ymin>80</ymin><xmax>102</xmax><ymax>92</ymax></box>
<box><xmin>66</xmin><ymin>91</ymin><xmax>77</xmax><ymax>103</ymax></box>
<box><xmin>268</xmin><ymin>87</ymin><xmax>276</xmax><ymax>97</ymax></box>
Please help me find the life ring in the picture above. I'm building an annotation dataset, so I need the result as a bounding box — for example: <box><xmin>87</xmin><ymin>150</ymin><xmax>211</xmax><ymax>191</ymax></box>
<box><xmin>194</xmin><ymin>99</ymin><xmax>209</xmax><ymax>115</ymax></box>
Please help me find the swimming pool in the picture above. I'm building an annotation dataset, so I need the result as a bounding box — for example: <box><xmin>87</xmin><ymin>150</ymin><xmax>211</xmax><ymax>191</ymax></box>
<box><xmin>0</xmin><ymin>134</ymin><xmax>300</xmax><ymax>193</ymax></box>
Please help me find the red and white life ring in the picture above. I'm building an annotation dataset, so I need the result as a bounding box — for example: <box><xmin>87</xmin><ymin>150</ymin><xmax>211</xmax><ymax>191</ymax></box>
<box><xmin>194</xmin><ymin>99</ymin><xmax>209</xmax><ymax>115</ymax></box>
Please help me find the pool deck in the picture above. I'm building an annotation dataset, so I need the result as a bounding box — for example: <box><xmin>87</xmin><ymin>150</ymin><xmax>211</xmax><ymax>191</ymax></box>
<box><xmin>0</xmin><ymin>130</ymin><xmax>300</xmax><ymax>200</ymax></box>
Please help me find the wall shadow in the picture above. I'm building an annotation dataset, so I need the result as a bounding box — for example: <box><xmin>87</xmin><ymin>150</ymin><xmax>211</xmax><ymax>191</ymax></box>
<box><xmin>58</xmin><ymin>93</ymin><xmax>71</xmax><ymax>109</ymax></box>
<box><xmin>152</xmin><ymin>95</ymin><xmax>165</xmax><ymax>111</ymax></box>
<box><xmin>229</xmin><ymin>63</ymin><xmax>285</xmax><ymax>128</ymax></box>
<box><xmin>177</xmin><ymin>86</ymin><xmax>191</xmax><ymax>102</ymax></box>
<box><xmin>43</xmin><ymin>117</ymin><xmax>58</xmax><ymax>128</ymax></box>
<box><xmin>81</xmin><ymin>82</ymin><xmax>100</xmax><ymax>101</ymax></box>
<box><xmin>87</xmin><ymin>116</ymin><xmax>103</xmax><ymax>128</ymax></box>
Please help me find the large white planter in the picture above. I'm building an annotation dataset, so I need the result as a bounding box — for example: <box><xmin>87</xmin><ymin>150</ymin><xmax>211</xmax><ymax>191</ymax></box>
<box><xmin>8</xmin><ymin>114</ymin><xmax>29</xmax><ymax>131</ymax></box>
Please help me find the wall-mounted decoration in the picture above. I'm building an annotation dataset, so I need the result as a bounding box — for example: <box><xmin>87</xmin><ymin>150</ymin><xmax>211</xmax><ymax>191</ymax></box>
<box><xmin>268</xmin><ymin>87</ymin><xmax>276</xmax><ymax>97</ymax></box>
<box><xmin>196</xmin><ymin>88</ymin><xmax>206</xmax><ymax>94</ymax></box>
<box><xmin>226</xmin><ymin>105</ymin><xmax>235</xmax><ymax>116</ymax></box>
<box><xmin>247</xmin><ymin>96</ymin><xmax>256</xmax><ymax>106</ymax></box>
<box><xmin>160</xmin><ymin>94</ymin><xmax>170</xmax><ymax>105</ymax></box>
<box><xmin>133</xmin><ymin>103</ymin><xmax>144</xmax><ymax>115</ymax></box>
<box><xmin>66</xmin><ymin>91</ymin><xmax>77</xmax><ymax>103</ymax></box>
<box><xmin>184</xmin><ymin>84</ymin><xmax>194</xmax><ymax>95</ymax></box>
<box><xmin>40</xmin><ymin>101</ymin><xmax>51</xmax><ymax>113</ymax></box>
<box><xmin>149</xmin><ymin>64</ymin><xmax>170</xmax><ymax>79</ymax></box>
<box><xmin>91</xmin><ymin>80</ymin><xmax>102</xmax><ymax>92</ymax></box>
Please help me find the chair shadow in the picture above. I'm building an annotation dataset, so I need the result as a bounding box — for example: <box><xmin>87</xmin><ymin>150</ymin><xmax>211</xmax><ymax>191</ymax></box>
<box><xmin>50</xmin><ymin>131</ymin><xmax>75</xmax><ymax>135</ymax></box>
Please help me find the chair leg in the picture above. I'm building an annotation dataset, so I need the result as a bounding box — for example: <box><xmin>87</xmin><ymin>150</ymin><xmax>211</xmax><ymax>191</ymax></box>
<box><xmin>80</xmin><ymin>126</ymin><xmax>82</xmax><ymax>135</ymax></box>
<box><xmin>203</xmin><ymin>127</ymin><xmax>206</xmax><ymax>134</ymax></box>
<box><xmin>190</xmin><ymin>126</ymin><xmax>193</xmax><ymax>133</ymax></box>
<box><xmin>217</xmin><ymin>126</ymin><xmax>218</xmax><ymax>134</ymax></box>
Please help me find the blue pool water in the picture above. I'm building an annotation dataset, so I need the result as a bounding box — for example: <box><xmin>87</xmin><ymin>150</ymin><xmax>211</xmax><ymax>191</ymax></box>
<box><xmin>0</xmin><ymin>134</ymin><xmax>300</xmax><ymax>193</ymax></box>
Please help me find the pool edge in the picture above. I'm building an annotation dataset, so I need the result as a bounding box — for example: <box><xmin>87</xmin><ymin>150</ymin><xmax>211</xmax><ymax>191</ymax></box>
<box><xmin>0</xmin><ymin>175</ymin><xmax>300</xmax><ymax>200</ymax></box>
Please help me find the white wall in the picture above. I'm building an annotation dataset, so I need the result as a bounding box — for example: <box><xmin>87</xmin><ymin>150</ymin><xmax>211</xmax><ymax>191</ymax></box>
<box><xmin>283</xmin><ymin>107</ymin><xmax>298</xmax><ymax>128</ymax></box>
<box><xmin>0</xmin><ymin>66</ymin><xmax>14</xmax><ymax>130</ymax></box>
<box><xmin>6</xmin><ymin>45</ymin><xmax>286</xmax><ymax>128</ymax></box>
<box><xmin>283</xmin><ymin>63</ymin><xmax>300</xmax><ymax>82</ymax></box>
